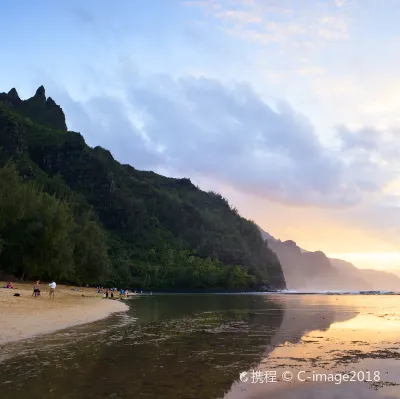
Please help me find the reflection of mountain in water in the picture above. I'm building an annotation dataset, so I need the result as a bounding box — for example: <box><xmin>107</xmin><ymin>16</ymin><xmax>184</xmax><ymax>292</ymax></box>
<box><xmin>269</xmin><ymin>298</ymin><xmax>358</xmax><ymax>347</ymax></box>
<box><xmin>224</xmin><ymin>296</ymin><xmax>359</xmax><ymax>399</ymax></box>
<box><xmin>0</xmin><ymin>295</ymin><xmax>359</xmax><ymax>399</ymax></box>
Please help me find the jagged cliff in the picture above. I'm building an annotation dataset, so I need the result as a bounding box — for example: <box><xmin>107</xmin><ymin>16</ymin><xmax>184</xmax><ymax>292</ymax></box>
<box><xmin>0</xmin><ymin>86</ymin><xmax>286</xmax><ymax>289</ymax></box>
<box><xmin>259</xmin><ymin>227</ymin><xmax>400</xmax><ymax>291</ymax></box>
<box><xmin>267</xmin><ymin>239</ymin><xmax>371</xmax><ymax>290</ymax></box>
<box><xmin>0</xmin><ymin>86</ymin><xmax>67</xmax><ymax>131</ymax></box>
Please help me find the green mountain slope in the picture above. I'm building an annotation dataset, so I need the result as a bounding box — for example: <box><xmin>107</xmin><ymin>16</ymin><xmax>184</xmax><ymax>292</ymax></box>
<box><xmin>0</xmin><ymin>86</ymin><xmax>286</xmax><ymax>290</ymax></box>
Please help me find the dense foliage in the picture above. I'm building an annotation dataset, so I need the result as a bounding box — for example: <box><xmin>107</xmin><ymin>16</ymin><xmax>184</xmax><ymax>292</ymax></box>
<box><xmin>0</xmin><ymin>163</ymin><xmax>108</xmax><ymax>284</ymax></box>
<box><xmin>0</xmin><ymin>87</ymin><xmax>286</xmax><ymax>290</ymax></box>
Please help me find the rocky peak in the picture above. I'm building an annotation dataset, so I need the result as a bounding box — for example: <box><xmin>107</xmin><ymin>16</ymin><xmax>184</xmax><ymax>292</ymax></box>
<box><xmin>0</xmin><ymin>88</ymin><xmax>22</xmax><ymax>107</ymax></box>
<box><xmin>177</xmin><ymin>178</ymin><xmax>195</xmax><ymax>189</ymax></box>
<box><xmin>268</xmin><ymin>239</ymin><xmax>302</xmax><ymax>258</ymax></box>
<box><xmin>27</xmin><ymin>86</ymin><xmax>67</xmax><ymax>130</ymax></box>
<box><xmin>45</xmin><ymin>97</ymin><xmax>67</xmax><ymax>130</ymax></box>
<box><xmin>7</xmin><ymin>88</ymin><xmax>21</xmax><ymax>103</ymax></box>
<box><xmin>0</xmin><ymin>86</ymin><xmax>68</xmax><ymax>131</ymax></box>
<box><xmin>34</xmin><ymin>85</ymin><xmax>46</xmax><ymax>102</ymax></box>
<box><xmin>46</xmin><ymin>97</ymin><xmax>57</xmax><ymax>107</ymax></box>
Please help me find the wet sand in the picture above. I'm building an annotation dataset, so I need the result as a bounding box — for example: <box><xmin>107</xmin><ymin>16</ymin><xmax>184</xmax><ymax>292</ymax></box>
<box><xmin>0</xmin><ymin>281</ymin><xmax>128</xmax><ymax>345</ymax></box>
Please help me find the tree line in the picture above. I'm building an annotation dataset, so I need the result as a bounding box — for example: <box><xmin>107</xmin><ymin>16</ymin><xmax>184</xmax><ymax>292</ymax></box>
<box><xmin>0</xmin><ymin>163</ymin><xmax>254</xmax><ymax>289</ymax></box>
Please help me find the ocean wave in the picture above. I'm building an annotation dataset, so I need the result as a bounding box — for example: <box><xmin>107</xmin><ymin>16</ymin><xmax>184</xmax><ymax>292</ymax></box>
<box><xmin>272</xmin><ymin>290</ymin><xmax>400</xmax><ymax>295</ymax></box>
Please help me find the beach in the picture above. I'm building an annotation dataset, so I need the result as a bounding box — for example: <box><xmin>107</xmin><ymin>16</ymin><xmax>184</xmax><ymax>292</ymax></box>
<box><xmin>2</xmin><ymin>293</ymin><xmax>400</xmax><ymax>399</ymax></box>
<box><xmin>0</xmin><ymin>281</ymin><xmax>128</xmax><ymax>345</ymax></box>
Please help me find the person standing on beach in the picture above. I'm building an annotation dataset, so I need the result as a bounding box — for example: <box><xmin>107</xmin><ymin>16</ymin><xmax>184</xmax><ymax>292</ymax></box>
<box><xmin>32</xmin><ymin>280</ymin><xmax>41</xmax><ymax>297</ymax></box>
<box><xmin>49</xmin><ymin>280</ymin><xmax>56</xmax><ymax>300</ymax></box>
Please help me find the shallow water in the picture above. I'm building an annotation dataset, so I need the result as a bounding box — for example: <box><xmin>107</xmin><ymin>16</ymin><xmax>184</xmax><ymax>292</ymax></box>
<box><xmin>1</xmin><ymin>294</ymin><xmax>400</xmax><ymax>398</ymax></box>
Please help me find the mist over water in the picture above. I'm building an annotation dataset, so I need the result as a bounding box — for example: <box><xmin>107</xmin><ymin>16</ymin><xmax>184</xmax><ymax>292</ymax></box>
<box><xmin>266</xmin><ymin>237</ymin><xmax>400</xmax><ymax>292</ymax></box>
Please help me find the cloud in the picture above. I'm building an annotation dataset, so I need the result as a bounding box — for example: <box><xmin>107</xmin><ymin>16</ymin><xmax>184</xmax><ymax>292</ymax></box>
<box><xmin>186</xmin><ymin>0</ymin><xmax>350</xmax><ymax>45</ymax></box>
<box><xmin>55</xmin><ymin>73</ymin><xmax>400</xmax><ymax>210</ymax></box>
<box><xmin>317</xmin><ymin>15</ymin><xmax>349</xmax><ymax>40</ymax></box>
<box><xmin>223</xmin><ymin>22</ymin><xmax>306</xmax><ymax>45</ymax></box>
<box><xmin>338</xmin><ymin>125</ymin><xmax>400</xmax><ymax>162</ymax></box>
<box><xmin>184</xmin><ymin>0</ymin><xmax>223</xmax><ymax>12</ymax></box>
<box><xmin>55</xmin><ymin>90</ymin><xmax>164</xmax><ymax>169</ymax></box>
<box><xmin>215</xmin><ymin>10</ymin><xmax>263</xmax><ymax>25</ymax></box>
<box><xmin>70</xmin><ymin>6</ymin><xmax>96</xmax><ymax>27</ymax></box>
<box><xmin>338</xmin><ymin>125</ymin><xmax>381</xmax><ymax>151</ymax></box>
<box><xmin>335</xmin><ymin>0</ymin><xmax>347</xmax><ymax>7</ymax></box>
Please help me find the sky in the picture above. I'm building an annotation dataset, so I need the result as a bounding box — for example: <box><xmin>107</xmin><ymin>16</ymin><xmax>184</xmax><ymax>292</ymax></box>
<box><xmin>1</xmin><ymin>0</ymin><xmax>400</xmax><ymax>271</ymax></box>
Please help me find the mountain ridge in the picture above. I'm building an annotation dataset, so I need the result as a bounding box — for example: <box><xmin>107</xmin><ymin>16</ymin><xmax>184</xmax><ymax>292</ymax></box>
<box><xmin>258</xmin><ymin>226</ymin><xmax>400</xmax><ymax>291</ymax></box>
<box><xmin>0</xmin><ymin>86</ymin><xmax>286</xmax><ymax>290</ymax></box>
<box><xmin>0</xmin><ymin>86</ymin><xmax>67</xmax><ymax>131</ymax></box>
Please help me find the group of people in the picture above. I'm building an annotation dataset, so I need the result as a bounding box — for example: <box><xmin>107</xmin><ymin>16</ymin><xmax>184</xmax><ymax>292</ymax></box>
<box><xmin>103</xmin><ymin>290</ymin><xmax>114</xmax><ymax>299</ymax></box>
<box><xmin>4</xmin><ymin>280</ymin><xmax>151</xmax><ymax>299</ymax></box>
<box><xmin>2</xmin><ymin>280</ymin><xmax>56</xmax><ymax>299</ymax></box>
<box><xmin>97</xmin><ymin>286</ymin><xmax>131</xmax><ymax>299</ymax></box>
<box><xmin>32</xmin><ymin>280</ymin><xmax>56</xmax><ymax>299</ymax></box>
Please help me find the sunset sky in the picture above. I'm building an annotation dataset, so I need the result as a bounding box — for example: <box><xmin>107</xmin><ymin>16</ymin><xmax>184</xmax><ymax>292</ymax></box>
<box><xmin>2</xmin><ymin>0</ymin><xmax>400</xmax><ymax>271</ymax></box>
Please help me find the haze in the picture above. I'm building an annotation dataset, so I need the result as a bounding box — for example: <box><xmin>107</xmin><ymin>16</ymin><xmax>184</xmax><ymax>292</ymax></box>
<box><xmin>2</xmin><ymin>0</ymin><xmax>400</xmax><ymax>271</ymax></box>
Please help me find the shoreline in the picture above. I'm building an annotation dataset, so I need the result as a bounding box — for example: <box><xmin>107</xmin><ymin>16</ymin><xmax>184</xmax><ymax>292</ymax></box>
<box><xmin>0</xmin><ymin>282</ymin><xmax>129</xmax><ymax>345</ymax></box>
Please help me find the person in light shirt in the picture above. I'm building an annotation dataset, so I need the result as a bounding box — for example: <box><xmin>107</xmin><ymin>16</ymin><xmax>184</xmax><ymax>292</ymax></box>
<box><xmin>49</xmin><ymin>280</ymin><xmax>56</xmax><ymax>300</ymax></box>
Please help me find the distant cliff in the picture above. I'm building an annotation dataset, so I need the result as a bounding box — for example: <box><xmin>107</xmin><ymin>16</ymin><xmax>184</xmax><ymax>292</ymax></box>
<box><xmin>0</xmin><ymin>86</ymin><xmax>286</xmax><ymax>290</ymax></box>
<box><xmin>267</xmin><ymin>239</ymin><xmax>371</xmax><ymax>290</ymax></box>
<box><xmin>258</xmin><ymin>227</ymin><xmax>400</xmax><ymax>291</ymax></box>
<box><xmin>330</xmin><ymin>259</ymin><xmax>400</xmax><ymax>291</ymax></box>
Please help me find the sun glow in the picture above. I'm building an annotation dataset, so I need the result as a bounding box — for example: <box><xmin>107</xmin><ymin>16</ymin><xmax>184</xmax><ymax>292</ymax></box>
<box><xmin>328</xmin><ymin>252</ymin><xmax>400</xmax><ymax>272</ymax></box>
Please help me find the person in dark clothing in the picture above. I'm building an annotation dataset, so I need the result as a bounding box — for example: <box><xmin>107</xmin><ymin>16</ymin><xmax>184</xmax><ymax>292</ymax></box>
<box><xmin>32</xmin><ymin>280</ymin><xmax>41</xmax><ymax>297</ymax></box>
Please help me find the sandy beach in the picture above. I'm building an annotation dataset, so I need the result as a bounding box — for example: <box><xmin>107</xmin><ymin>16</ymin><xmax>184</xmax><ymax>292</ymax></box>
<box><xmin>0</xmin><ymin>281</ymin><xmax>129</xmax><ymax>345</ymax></box>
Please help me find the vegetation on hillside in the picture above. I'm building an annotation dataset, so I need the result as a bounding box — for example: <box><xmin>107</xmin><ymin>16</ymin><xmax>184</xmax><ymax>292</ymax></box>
<box><xmin>0</xmin><ymin>87</ymin><xmax>286</xmax><ymax>290</ymax></box>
